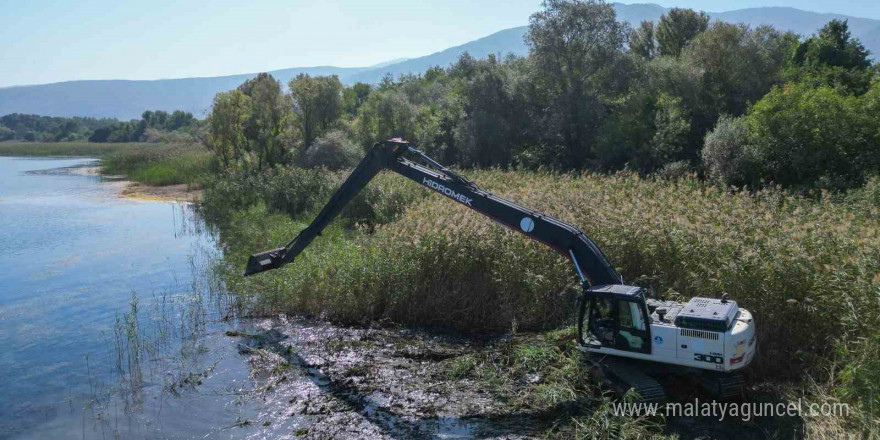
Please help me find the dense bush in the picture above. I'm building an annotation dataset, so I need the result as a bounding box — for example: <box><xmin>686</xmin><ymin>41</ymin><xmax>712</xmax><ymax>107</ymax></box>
<box><xmin>201</xmin><ymin>167</ymin><xmax>335</xmax><ymax>221</ymax></box>
<box><xmin>701</xmin><ymin>115</ymin><xmax>755</xmax><ymax>186</ymax></box>
<box><xmin>88</xmin><ymin>110</ymin><xmax>200</xmax><ymax>144</ymax></box>
<box><xmin>199</xmin><ymin>4</ymin><xmax>876</xmax><ymax>194</ymax></box>
<box><xmin>702</xmin><ymin>81</ymin><xmax>880</xmax><ymax>190</ymax></box>
<box><xmin>301</xmin><ymin>130</ymin><xmax>363</xmax><ymax>169</ymax></box>
<box><xmin>745</xmin><ymin>83</ymin><xmax>879</xmax><ymax>190</ymax></box>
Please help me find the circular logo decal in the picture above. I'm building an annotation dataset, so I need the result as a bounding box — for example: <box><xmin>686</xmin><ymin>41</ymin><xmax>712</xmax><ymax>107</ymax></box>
<box><xmin>520</xmin><ymin>217</ymin><xmax>535</xmax><ymax>233</ymax></box>
<box><xmin>654</xmin><ymin>336</ymin><xmax>664</xmax><ymax>344</ymax></box>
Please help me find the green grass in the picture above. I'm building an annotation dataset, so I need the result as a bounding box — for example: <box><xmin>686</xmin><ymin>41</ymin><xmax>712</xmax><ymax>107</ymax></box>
<box><xmin>102</xmin><ymin>146</ymin><xmax>214</xmax><ymax>186</ymax></box>
<box><xmin>0</xmin><ymin>141</ymin><xmax>214</xmax><ymax>186</ymax></box>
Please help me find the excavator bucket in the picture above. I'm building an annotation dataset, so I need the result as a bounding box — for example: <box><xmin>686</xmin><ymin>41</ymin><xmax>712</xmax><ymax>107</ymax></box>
<box><xmin>244</xmin><ymin>247</ymin><xmax>286</xmax><ymax>276</ymax></box>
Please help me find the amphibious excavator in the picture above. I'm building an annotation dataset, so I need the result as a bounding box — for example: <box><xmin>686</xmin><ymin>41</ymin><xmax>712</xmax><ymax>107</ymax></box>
<box><xmin>245</xmin><ymin>139</ymin><xmax>757</xmax><ymax>401</ymax></box>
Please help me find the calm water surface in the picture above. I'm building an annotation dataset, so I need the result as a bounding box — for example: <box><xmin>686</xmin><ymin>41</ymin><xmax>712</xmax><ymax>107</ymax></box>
<box><xmin>0</xmin><ymin>157</ymin><xmax>268</xmax><ymax>439</ymax></box>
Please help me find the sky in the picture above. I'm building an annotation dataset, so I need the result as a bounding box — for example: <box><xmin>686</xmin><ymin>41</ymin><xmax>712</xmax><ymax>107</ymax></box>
<box><xmin>1</xmin><ymin>0</ymin><xmax>879</xmax><ymax>88</ymax></box>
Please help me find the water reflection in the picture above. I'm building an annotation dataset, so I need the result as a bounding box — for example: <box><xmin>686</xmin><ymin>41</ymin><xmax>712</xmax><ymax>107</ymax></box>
<box><xmin>0</xmin><ymin>157</ymin><xmax>253</xmax><ymax>439</ymax></box>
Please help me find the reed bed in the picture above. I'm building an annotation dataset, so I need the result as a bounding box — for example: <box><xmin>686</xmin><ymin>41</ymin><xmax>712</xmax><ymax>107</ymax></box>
<box><xmin>0</xmin><ymin>141</ymin><xmax>213</xmax><ymax>186</ymax></box>
<box><xmin>101</xmin><ymin>144</ymin><xmax>214</xmax><ymax>186</ymax></box>
<box><xmin>210</xmin><ymin>168</ymin><xmax>880</xmax><ymax>431</ymax></box>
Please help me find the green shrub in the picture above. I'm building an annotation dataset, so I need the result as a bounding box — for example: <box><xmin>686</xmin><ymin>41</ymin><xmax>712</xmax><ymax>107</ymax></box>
<box><xmin>656</xmin><ymin>160</ymin><xmax>692</xmax><ymax>181</ymax></box>
<box><xmin>702</xmin><ymin>115</ymin><xmax>756</xmax><ymax>186</ymax></box>
<box><xmin>201</xmin><ymin>167</ymin><xmax>335</xmax><ymax>221</ymax></box>
<box><xmin>742</xmin><ymin>83</ymin><xmax>879</xmax><ymax>190</ymax></box>
<box><xmin>301</xmin><ymin>130</ymin><xmax>363</xmax><ymax>170</ymax></box>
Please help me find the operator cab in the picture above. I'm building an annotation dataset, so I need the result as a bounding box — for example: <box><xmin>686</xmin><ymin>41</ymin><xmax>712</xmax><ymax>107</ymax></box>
<box><xmin>578</xmin><ymin>284</ymin><xmax>756</xmax><ymax>373</ymax></box>
<box><xmin>579</xmin><ymin>285</ymin><xmax>652</xmax><ymax>354</ymax></box>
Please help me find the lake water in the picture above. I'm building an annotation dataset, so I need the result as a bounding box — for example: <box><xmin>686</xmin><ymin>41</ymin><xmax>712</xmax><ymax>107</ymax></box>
<box><xmin>0</xmin><ymin>157</ymin><xmax>269</xmax><ymax>439</ymax></box>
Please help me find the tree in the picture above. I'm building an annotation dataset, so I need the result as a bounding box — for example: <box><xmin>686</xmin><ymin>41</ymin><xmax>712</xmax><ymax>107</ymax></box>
<box><xmin>238</xmin><ymin>73</ymin><xmax>291</xmax><ymax>169</ymax></box>
<box><xmin>89</xmin><ymin>127</ymin><xmax>112</xmax><ymax>143</ymax></box>
<box><xmin>51</xmin><ymin>120</ymin><xmax>79</xmax><ymax>141</ymax></box>
<box><xmin>141</xmin><ymin>110</ymin><xmax>155</xmax><ymax>126</ymax></box>
<box><xmin>152</xmin><ymin>111</ymin><xmax>168</xmax><ymax>128</ymax></box>
<box><xmin>355</xmin><ymin>89</ymin><xmax>417</xmax><ymax>148</ymax></box>
<box><xmin>794</xmin><ymin>19</ymin><xmax>871</xmax><ymax>71</ymax></box>
<box><xmin>526</xmin><ymin>0</ymin><xmax>630</xmax><ymax>168</ymax></box>
<box><xmin>289</xmin><ymin>74</ymin><xmax>344</xmax><ymax>152</ymax></box>
<box><xmin>343</xmin><ymin>82</ymin><xmax>372</xmax><ymax>117</ymax></box>
<box><xmin>205</xmin><ymin>90</ymin><xmax>251</xmax><ymax>169</ymax></box>
<box><xmin>655</xmin><ymin>8</ymin><xmax>709</xmax><ymax>57</ymax></box>
<box><xmin>595</xmin><ymin>88</ymin><xmax>656</xmax><ymax>170</ymax></box>
<box><xmin>649</xmin><ymin>93</ymin><xmax>691</xmax><ymax>170</ymax></box>
<box><xmin>0</xmin><ymin>125</ymin><xmax>15</xmax><ymax>141</ymax></box>
<box><xmin>451</xmin><ymin>55</ymin><xmax>516</xmax><ymax>167</ymax></box>
<box><xmin>629</xmin><ymin>20</ymin><xmax>656</xmax><ymax>59</ymax></box>
<box><xmin>684</xmin><ymin>23</ymin><xmax>796</xmax><ymax>117</ymax></box>
<box><xmin>790</xmin><ymin>19</ymin><xmax>873</xmax><ymax>94</ymax></box>
<box><xmin>168</xmin><ymin>110</ymin><xmax>195</xmax><ymax>131</ymax></box>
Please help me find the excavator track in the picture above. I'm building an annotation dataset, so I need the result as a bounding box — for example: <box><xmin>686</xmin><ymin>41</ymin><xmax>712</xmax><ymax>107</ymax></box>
<box><xmin>586</xmin><ymin>354</ymin><xmax>666</xmax><ymax>403</ymax></box>
<box><xmin>697</xmin><ymin>373</ymin><xmax>745</xmax><ymax>399</ymax></box>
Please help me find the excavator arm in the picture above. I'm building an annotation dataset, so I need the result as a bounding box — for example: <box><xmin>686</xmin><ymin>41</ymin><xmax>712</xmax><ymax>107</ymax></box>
<box><xmin>245</xmin><ymin>139</ymin><xmax>622</xmax><ymax>288</ymax></box>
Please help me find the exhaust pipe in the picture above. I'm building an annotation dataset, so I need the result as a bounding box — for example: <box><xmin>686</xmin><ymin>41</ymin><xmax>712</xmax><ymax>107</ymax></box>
<box><xmin>244</xmin><ymin>247</ymin><xmax>286</xmax><ymax>276</ymax></box>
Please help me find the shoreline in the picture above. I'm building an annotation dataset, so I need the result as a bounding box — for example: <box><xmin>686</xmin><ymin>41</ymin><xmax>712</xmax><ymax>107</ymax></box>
<box><xmin>69</xmin><ymin>164</ymin><xmax>203</xmax><ymax>203</ymax></box>
<box><xmin>120</xmin><ymin>181</ymin><xmax>203</xmax><ymax>203</ymax></box>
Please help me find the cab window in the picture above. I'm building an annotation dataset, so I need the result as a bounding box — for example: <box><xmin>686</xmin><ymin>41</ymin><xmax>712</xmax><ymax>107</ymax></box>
<box><xmin>618</xmin><ymin>302</ymin><xmax>633</xmax><ymax>328</ymax></box>
<box><xmin>589</xmin><ymin>297</ymin><xmax>615</xmax><ymax>346</ymax></box>
<box><xmin>616</xmin><ymin>300</ymin><xmax>648</xmax><ymax>352</ymax></box>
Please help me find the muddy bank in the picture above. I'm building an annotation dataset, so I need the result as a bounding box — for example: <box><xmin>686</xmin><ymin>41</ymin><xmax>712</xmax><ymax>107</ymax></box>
<box><xmin>120</xmin><ymin>182</ymin><xmax>202</xmax><ymax>202</ymax></box>
<box><xmin>233</xmin><ymin>317</ymin><xmax>549</xmax><ymax>439</ymax></box>
<box><xmin>228</xmin><ymin>317</ymin><xmax>811</xmax><ymax>440</ymax></box>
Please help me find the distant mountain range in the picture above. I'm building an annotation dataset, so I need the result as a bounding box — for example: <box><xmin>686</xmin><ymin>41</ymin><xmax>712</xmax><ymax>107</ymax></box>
<box><xmin>2</xmin><ymin>3</ymin><xmax>878</xmax><ymax>120</ymax></box>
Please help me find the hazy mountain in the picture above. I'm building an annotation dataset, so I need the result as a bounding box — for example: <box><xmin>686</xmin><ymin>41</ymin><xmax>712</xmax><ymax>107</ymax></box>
<box><xmin>368</xmin><ymin>58</ymin><xmax>412</xmax><ymax>69</ymax></box>
<box><xmin>347</xmin><ymin>26</ymin><xmax>529</xmax><ymax>84</ymax></box>
<box><xmin>711</xmin><ymin>7</ymin><xmax>880</xmax><ymax>57</ymax></box>
<box><xmin>0</xmin><ymin>66</ymin><xmax>369</xmax><ymax>120</ymax></box>
<box><xmin>613</xmin><ymin>2</ymin><xmax>668</xmax><ymax>24</ymax></box>
<box><xmin>0</xmin><ymin>27</ymin><xmax>529</xmax><ymax>120</ymax></box>
<box><xmin>2</xmin><ymin>3</ymin><xmax>878</xmax><ymax>120</ymax></box>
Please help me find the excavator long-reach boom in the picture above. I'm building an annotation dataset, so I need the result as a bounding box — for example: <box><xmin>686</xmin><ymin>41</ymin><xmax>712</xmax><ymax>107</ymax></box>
<box><xmin>244</xmin><ymin>139</ymin><xmax>757</xmax><ymax>394</ymax></box>
<box><xmin>245</xmin><ymin>139</ymin><xmax>622</xmax><ymax>289</ymax></box>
